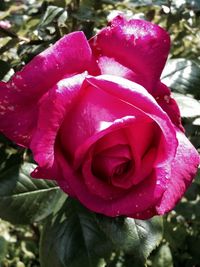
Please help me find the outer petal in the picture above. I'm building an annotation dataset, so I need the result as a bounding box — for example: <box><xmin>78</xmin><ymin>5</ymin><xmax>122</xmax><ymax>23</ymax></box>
<box><xmin>30</xmin><ymin>72</ymin><xmax>87</xmax><ymax>171</ymax></box>
<box><xmin>0</xmin><ymin>32</ymin><xmax>92</xmax><ymax>147</ymax></box>
<box><xmin>156</xmin><ymin>129</ymin><xmax>200</xmax><ymax>214</ymax></box>
<box><xmin>90</xmin><ymin>15</ymin><xmax>170</xmax><ymax>92</ymax></box>
<box><xmin>154</xmin><ymin>82</ymin><xmax>184</xmax><ymax>131</ymax></box>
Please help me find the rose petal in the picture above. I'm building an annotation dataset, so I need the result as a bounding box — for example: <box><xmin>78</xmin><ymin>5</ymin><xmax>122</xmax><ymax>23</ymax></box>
<box><xmin>83</xmin><ymin>156</ymin><xmax>126</xmax><ymax>200</ymax></box>
<box><xmin>75</xmin><ymin>118</ymin><xmax>157</xmax><ymax>190</ymax></box>
<box><xmin>98</xmin><ymin>56</ymin><xmax>137</xmax><ymax>80</ymax></box>
<box><xmin>0</xmin><ymin>32</ymin><xmax>92</xmax><ymax>146</ymax></box>
<box><xmin>95</xmin><ymin>144</ymin><xmax>132</xmax><ymax>159</ymax></box>
<box><xmin>86</xmin><ymin>75</ymin><xmax>178</xmax><ymax>167</ymax></box>
<box><xmin>156</xmin><ymin>129</ymin><xmax>200</xmax><ymax>214</ymax></box>
<box><xmin>92</xmin><ymin>144</ymin><xmax>132</xmax><ymax>180</ymax></box>
<box><xmin>35</xmin><ymin>153</ymin><xmax>76</xmax><ymax>197</ymax></box>
<box><xmin>30</xmin><ymin>72</ymin><xmax>87</xmax><ymax>169</ymax></box>
<box><xmin>90</xmin><ymin>15</ymin><xmax>170</xmax><ymax>92</ymax></box>
<box><xmin>31</xmin><ymin>166</ymin><xmax>56</xmax><ymax>180</ymax></box>
<box><xmin>128</xmin><ymin>206</ymin><xmax>157</xmax><ymax>220</ymax></box>
<box><xmin>124</xmin><ymin>120</ymin><xmax>157</xmax><ymax>179</ymax></box>
<box><xmin>56</xmin><ymin>146</ymin><xmax>167</xmax><ymax>217</ymax></box>
<box><xmin>60</xmin><ymin>81</ymin><xmax>148</xmax><ymax>164</ymax></box>
<box><xmin>155</xmin><ymin>82</ymin><xmax>184</xmax><ymax>131</ymax></box>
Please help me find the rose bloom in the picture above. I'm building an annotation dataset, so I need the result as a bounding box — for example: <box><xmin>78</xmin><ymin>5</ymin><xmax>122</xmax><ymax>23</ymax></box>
<box><xmin>0</xmin><ymin>16</ymin><xmax>199</xmax><ymax>219</ymax></box>
<box><xmin>0</xmin><ymin>20</ymin><xmax>11</xmax><ymax>30</ymax></box>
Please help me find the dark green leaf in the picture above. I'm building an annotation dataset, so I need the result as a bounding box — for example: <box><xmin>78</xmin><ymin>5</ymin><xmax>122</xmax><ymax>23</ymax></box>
<box><xmin>194</xmin><ymin>168</ymin><xmax>200</xmax><ymax>185</ymax></box>
<box><xmin>40</xmin><ymin>199</ymin><xmax>108</xmax><ymax>267</ymax></box>
<box><xmin>0</xmin><ymin>163</ymin><xmax>66</xmax><ymax>224</ymax></box>
<box><xmin>188</xmin><ymin>235</ymin><xmax>200</xmax><ymax>264</ymax></box>
<box><xmin>40</xmin><ymin>199</ymin><xmax>163</xmax><ymax>267</ymax></box>
<box><xmin>164</xmin><ymin>219</ymin><xmax>187</xmax><ymax>250</ymax></box>
<box><xmin>0</xmin><ymin>236</ymin><xmax>8</xmax><ymax>261</ymax></box>
<box><xmin>36</xmin><ymin>5</ymin><xmax>66</xmax><ymax>40</ymax></box>
<box><xmin>0</xmin><ymin>60</ymin><xmax>11</xmax><ymax>80</ymax></box>
<box><xmin>161</xmin><ymin>59</ymin><xmax>200</xmax><ymax>99</ymax></box>
<box><xmin>175</xmin><ymin>198</ymin><xmax>200</xmax><ymax>220</ymax></box>
<box><xmin>96</xmin><ymin>214</ymin><xmax>163</xmax><ymax>262</ymax></box>
<box><xmin>39</xmin><ymin>5</ymin><xmax>64</xmax><ymax>28</ymax></box>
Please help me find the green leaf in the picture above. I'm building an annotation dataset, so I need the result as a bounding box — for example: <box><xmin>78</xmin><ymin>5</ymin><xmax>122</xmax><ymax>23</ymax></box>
<box><xmin>175</xmin><ymin>198</ymin><xmax>200</xmax><ymax>220</ymax></box>
<box><xmin>151</xmin><ymin>244</ymin><xmax>173</xmax><ymax>267</ymax></box>
<box><xmin>0</xmin><ymin>236</ymin><xmax>8</xmax><ymax>261</ymax></box>
<box><xmin>0</xmin><ymin>59</ymin><xmax>11</xmax><ymax>80</ymax></box>
<box><xmin>194</xmin><ymin>168</ymin><xmax>200</xmax><ymax>185</ymax></box>
<box><xmin>40</xmin><ymin>199</ymin><xmax>108</xmax><ymax>267</ymax></box>
<box><xmin>161</xmin><ymin>59</ymin><xmax>200</xmax><ymax>99</ymax></box>
<box><xmin>39</xmin><ymin>5</ymin><xmax>64</xmax><ymax>28</ymax></box>
<box><xmin>96</xmin><ymin>214</ymin><xmax>163</xmax><ymax>262</ymax></box>
<box><xmin>37</xmin><ymin>5</ymin><xmax>66</xmax><ymax>40</ymax></box>
<box><xmin>164</xmin><ymin>217</ymin><xmax>187</xmax><ymax>250</ymax></box>
<box><xmin>0</xmin><ymin>163</ymin><xmax>66</xmax><ymax>224</ymax></box>
<box><xmin>172</xmin><ymin>93</ymin><xmax>200</xmax><ymax>118</ymax></box>
<box><xmin>188</xmin><ymin>235</ymin><xmax>200</xmax><ymax>264</ymax></box>
<box><xmin>129</xmin><ymin>0</ymin><xmax>167</xmax><ymax>5</ymax></box>
<box><xmin>40</xmin><ymin>199</ymin><xmax>163</xmax><ymax>267</ymax></box>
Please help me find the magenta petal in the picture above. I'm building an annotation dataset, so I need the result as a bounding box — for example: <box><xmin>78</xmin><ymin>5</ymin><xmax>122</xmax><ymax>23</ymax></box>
<box><xmin>82</xmin><ymin>156</ymin><xmax>125</xmax><ymax>200</ymax></box>
<box><xmin>60</xmin><ymin>80</ymin><xmax>146</xmax><ymax>160</ymax></box>
<box><xmin>86</xmin><ymin>75</ymin><xmax>177</xmax><ymax>166</ymax></box>
<box><xmin>154</xmin><ymin>82</ymin><xmax>184</xmax><ymax>131</ymax></box>
<box><xmin>90</xmin><ymin>15</ymin><xmax>170</xmax><ymax>92</ymax></box>
<box><xmin>97</xmin><ymin>56</ymin><xmax>137</xmax><ymax>81</ymax></box>
<box><xmin>0</xmin><ymin>32</ymin><xmax>91</xmax><ymax>147</ymax></box>
<box><xmin>30</xmin><ymin>72</ymin><xmax>87</xmax><ymax>169</ymax></box>
<box><xmin>156</xmin><ymin>129</ymin><xmax>200</xmax><ymax>215</ymax></box>
<box><xmin>57</xmin><ymin>146</ymin><xmax>166</xmax><ymax>217</ymax></box>
<box><xmin>10</xmin><ymin>32</ymin><xmax>91</xmax><ymax>98</ymax></box>
<box><xmin>128</xmin><ymin>207</ymin><xmax>157</xmax><ymax>219</ymax></box>
<box><xmin>31</xmin><ymin>166</ymin><xmax>55</xmax><ymax>180</ymax></box>
<box><xmin>73</xmin><ymin>116</ymin><xmax>137</xmax><ymax>170</ymax></box>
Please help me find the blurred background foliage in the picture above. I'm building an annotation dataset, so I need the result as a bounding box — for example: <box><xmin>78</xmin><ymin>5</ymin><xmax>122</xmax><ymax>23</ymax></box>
<box><xmin>0</xmin><ymin>0</ymin><xmax>200</xmax><ymax>266</ymax></box>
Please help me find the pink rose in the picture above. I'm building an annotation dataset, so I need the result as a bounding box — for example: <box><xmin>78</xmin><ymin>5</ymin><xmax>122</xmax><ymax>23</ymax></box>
<box><xmin>0</xmin><ymin>20</ymin><xmax>11</xmax><ymax>29</ymax></box>
<box><xmin>0</xmin><ymin>16</ymin><xmax>199</xmax><ymax>219</ymax></box>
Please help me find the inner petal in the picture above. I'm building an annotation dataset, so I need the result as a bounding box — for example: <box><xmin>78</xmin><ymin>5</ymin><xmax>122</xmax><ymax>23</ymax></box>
<box><xmin>92</xmin><ymin>144</ymin><xmax>133</xmax><ymax>181</ymax></box>
<box><xmin>59</xmin><ymin>83</ymin><xmax>149</xmax><ymax>159</ymax></box>
<box><xmin>91</xmin><ymin>120</ymin><xmax>162</xmax><ymax>189</ymax></box>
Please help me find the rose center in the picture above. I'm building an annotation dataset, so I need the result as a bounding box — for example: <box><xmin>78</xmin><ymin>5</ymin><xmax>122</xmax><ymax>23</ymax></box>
<box><xmin>92</xmin><ymin>144</ymin><xmax>133</xmax><ymax>182</ymax></box>
<box><xmin>113</xmin><ymin>160</ymin><xmax>132</xmax><ymax>177</ymax></box>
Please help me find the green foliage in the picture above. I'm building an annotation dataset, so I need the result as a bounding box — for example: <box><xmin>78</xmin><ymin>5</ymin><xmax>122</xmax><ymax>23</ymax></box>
<box><xmin>0</xmin><ymin>0</ymin><xmax>199</xmax><ymax>266</ymax></box>
<box><xmin>0</xmin><ymin>236</ymin><xmax>7</xmax><ymax>261</ymax></box>
<box><xmin>40</xmin><ymin>199</ymin><xmax>163</xmax><ymax>267</ymax></box>
<box><xmin>162</xmin><ymin>59</ymin><xmax>200</xmax><ymax>100</ymax></box>
<box><xmin>0</xmin><ymin>163</ymin><xmax>66</xmax><ymax>224</ymax></box>
<box><xmin>150</xmin><ymin>244</ymin><xmax>173</xmax><ymax>267</ymax></box>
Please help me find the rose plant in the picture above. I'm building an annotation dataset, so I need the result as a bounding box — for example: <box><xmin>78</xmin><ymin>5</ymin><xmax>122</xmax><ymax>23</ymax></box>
<box><xmin>0</xmin><ymin>15</ymin><xmax>199</xmax><ymax>220</ymax></box>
